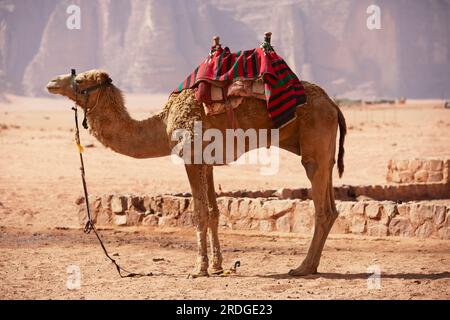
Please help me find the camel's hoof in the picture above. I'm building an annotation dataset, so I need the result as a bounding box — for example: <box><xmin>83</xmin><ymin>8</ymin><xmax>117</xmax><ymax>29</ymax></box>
<box><xmin>288</xmin><ymin>267</ymin><xmax>317</xmax><ymax>277</ymax></box>
<box><xmin>187</xmin><ymin>270</ymin><xmax>209</xmax><ymax>279</ymax></box>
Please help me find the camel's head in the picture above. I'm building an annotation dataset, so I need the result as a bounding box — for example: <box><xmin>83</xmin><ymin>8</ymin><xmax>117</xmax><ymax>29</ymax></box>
<box><xmin>46</xmin><ymin>69</ymin><xmax>112</xmax><ymax>107</ymax></box>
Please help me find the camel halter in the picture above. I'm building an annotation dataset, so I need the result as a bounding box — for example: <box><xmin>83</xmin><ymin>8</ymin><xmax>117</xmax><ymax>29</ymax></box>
<box><xmin>70</xmin><ymin>69</ymin><xmax>153</xmax><ymax>278</ymax></box>
<box><xmin>71</xmin><ymin>69</ymin><xmax>112</xmax><ymax>129</ymax></box>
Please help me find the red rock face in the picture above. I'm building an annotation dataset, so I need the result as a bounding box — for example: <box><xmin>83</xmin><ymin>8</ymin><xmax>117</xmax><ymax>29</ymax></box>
<box><xmin>1</xmin><ymin>1</ymin><xmax>449</xmax><ymax>98</ymax></box>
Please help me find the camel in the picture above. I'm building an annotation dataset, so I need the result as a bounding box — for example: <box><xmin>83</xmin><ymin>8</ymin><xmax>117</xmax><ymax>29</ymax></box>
<box><xmin>46</xmin><ymin>68</ymin><xmax>346</xmax><ymax>277</ymax></box>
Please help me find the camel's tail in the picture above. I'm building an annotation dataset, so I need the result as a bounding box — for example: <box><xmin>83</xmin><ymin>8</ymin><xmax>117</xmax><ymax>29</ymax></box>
<box><xmin>336</xmin><ymin>105</ymin><xmax>347</xmax><ymax>178</ymax></box>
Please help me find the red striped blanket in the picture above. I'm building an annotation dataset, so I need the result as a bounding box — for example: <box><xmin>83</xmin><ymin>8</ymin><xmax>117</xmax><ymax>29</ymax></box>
<box><xmin>174</xmin><ymin>46</ymin><xmax>306</xmax><ymax>128</ymax></box>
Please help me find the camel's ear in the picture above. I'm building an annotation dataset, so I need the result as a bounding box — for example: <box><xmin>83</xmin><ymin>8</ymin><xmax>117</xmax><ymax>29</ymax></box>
<box><xmin>95</xmin><ymin>71</ymin><xmax>110</xmax><ymax>84</ymax></box>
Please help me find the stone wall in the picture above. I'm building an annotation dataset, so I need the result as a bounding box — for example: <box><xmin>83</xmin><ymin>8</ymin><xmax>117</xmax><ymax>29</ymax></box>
<box><xmin>76</xmin><ymin>194</ymin><xmax>450</xmax><ymax>240</ymax></box>
<box><xmin>215</xmin><ymin>183</ymin><xmax>450</xmax><ymax>202</ymax></box>
<box><xmin>387</xmin><ymin>159</ymin><xmax>450</xmax><ymax>184</ymax></box>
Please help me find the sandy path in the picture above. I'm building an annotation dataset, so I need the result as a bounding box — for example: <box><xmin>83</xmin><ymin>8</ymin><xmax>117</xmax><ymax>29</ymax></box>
<box><xmin>0</xmin><ymin>227</ymin><xmax>448</xmax><ymax>300</ymax></box>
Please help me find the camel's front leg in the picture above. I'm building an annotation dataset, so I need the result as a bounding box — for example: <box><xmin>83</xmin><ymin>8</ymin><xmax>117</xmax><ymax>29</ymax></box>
<box><xmin>205</xmin><ymin>166</ymin><xmax>223</xmax><ymax>274</ymax></box>
<box><xmin>185</xmin><ymin>164</ymin><xmax>209</xmax><ymax>278</ymax></box>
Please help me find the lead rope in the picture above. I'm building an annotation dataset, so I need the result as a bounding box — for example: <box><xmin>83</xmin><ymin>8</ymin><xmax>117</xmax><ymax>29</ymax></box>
<box><xmin>71</xmin><ymin>73</ymin><xmax>152</xmax><ymax>278</ymax></box>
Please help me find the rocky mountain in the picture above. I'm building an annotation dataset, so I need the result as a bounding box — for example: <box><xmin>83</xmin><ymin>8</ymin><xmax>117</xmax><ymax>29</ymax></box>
<box><xmin>1</xmin><ymin>0</ymin><xmax>449</xmax><ymax>98</ymax></box>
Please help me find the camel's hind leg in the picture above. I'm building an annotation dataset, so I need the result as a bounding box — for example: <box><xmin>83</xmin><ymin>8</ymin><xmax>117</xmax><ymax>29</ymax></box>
<box><xmin>290</xmin><ymin>103</ymin><xmax>339</xmax><ymax>276</ymax></box>
<box><xmin>185</xmin><ymin>164</ymin><xmax>210</xmax><ymax>278</ymax></box>
<box><xmin>205</xmin><ymin>166</ymin><xmax>224</xmax><ymax>274</ymax></box>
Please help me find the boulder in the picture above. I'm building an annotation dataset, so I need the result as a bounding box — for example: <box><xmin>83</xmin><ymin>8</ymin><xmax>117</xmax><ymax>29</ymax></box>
<box><xmin>111</xmin><ymin>196</ymin><xmax>127</xmax><ymax>214</ymax></box>
<box><xmin>415</xmin><ymin>221</ymin><xmax>434</xmax><ymax>238</ymax></box>
<box><xmin>276</xmin><ymin>214</ymin><xmax>292</xmax><ymax>232</ymax></box>
<box><xmin>350</xmin><ymin>216</ymin><xmax>366</xmax><ymax>234</ymax></box>
<box><xmin>142</xmin><ymin>215</ymin><xmax>158</xmax><ymax>226</ymax></box>
<box><xmin>414</xmin><ymin>170</ymin><xmax>428</xmax><ymax>183</ymax></box>
<box><xmin>366</xmin><ymin>202</ymin><xmax>382</xmax><ymax>219</ymax></box>
<box><xmin>388</xmin><ymin>217</ymin><xmax>413</xmax><ymax>237</ymax></box>
<box><xmin>113</xmin><ymin>214</ymin><xmax>127</xmax><ymax>226</ymax></box>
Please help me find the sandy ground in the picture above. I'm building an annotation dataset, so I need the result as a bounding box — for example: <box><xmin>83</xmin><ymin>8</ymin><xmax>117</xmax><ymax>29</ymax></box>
<box><xmin>0</xmin><ymin>227</ymin><xmax>449</xmax><ymax>299</ymax></box>
<box><xmin>0</xmin><ymin>94</ymin><xmax>449</xmax><ymax>299</ymax></box>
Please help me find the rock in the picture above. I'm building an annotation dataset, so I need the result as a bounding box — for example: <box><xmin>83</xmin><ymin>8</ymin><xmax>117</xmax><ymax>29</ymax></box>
<box><xmin>260</xmin><ymin>200</ymin><xmax>295</xmax><ymax>220</ymax></box>
<box><xmin>101</xmin><ymin>194</ymin><xmax>113</xmax><ymax>210</ymax></box>
<box><xmin>396</xmin><ymin>203</ymin><xmax>410</xmax><ymax>217</ymax></box>
<box><xmin>142</xmin><ymin>195</ymin><xmax>153</xmax><ymax>211</ymax></box>
<box><xmin>427</xmin><ymin>172</ymin><xmax>443</xmax><ymax>183</ymax></box>
<box><xmin>233</xmin><ymin>218</ymin><xmax>253</xmax><ymax>230</ymax></box>
<box><xmin>414</xmin><ymin>170</ymin><xmax>428</xmax><ymax>183</ymax></box>
<box><xmin>219</xmin><ymin>214</ymin><xmax>229</xmax><ymax>227</ymax></box>
<box><xmin>387</xmin><ymin>159</ymin><xmax>393</xmax><ymax>169</ymax></box>
<box><xmin>388</xmin><ymin>217</ymin><xmax>413</xmax><ymax>237</ymax></box>
<box><xmin>396</xmin><ymin>160</ymin><xmax>409</xmax><ymax>171</ymax></box>
<box><xmin>399</xmin><ymin>171</ymin><xmax>414</xmax><ymax>183</ymax></box>
<box><xmin>259</xmin><ymin>220</ymin><xmax>274</xmax><ymax>232</ymax></box>
<box><xmin>229</xmin><ymin>198</ymin><xmax>242</xmax><ymax>219</ymax></box>
<box><xmin>433</xmin><ymin>205</ymin><xmax>447</xmax><ymax>226</ymax></box>
<box><xmin>410</xmin><ymin>204</ymin><xmax>434</xmax><ymax>227</ymax></box>
<box><xmin>177</xmin><ymin>211</ymin><xmax>193</xmax><ymax>227</ymax></box>
<box><xmin>129</xmin><ymin>195</ymin><xmax>145</xmax><ymax>212</ymax></box>
<box><xmin>408</xmin><ymin>159</ymin><xmax>422</xmax><ymax>172</ymax></box>
<box><xmin>161</xmin><ymin>196</ymin><xmax>182</xmax><ymax>217</ymax></box>
<box><xmin>158</xmin><ymin>216</ymin><xmax>177</xmax><ymax>227</ymax></box>
<box><xmin>382</xmin><ymin>201</ymin><xmax>398</xmax><ymax>218</ymax></box>
<box><xmin>391</xmin><ymin>171</ymin><xmax>402</xmax><ymax>183</ymax></box>
<box><xmin>444</xmin><ymin>160</ymin><xmax>450</xmax><ymax>183</ymax></box>
<box><xmin>438</xmin><ymin>226</ymin><xmax>450</xmax><ymax>240</ymax></box>
<box><xmin>75</xmin><ymin>196</ymin><xmax>85</xmax><ymax>205</ymax></box>
<box><xmin>273</xmin><ymin>188</ymin><xmax>293</xmax><ymax>199</ymax></box>
<box><xmin>142</xmin><ymin>215</ymin><xmax>158</xmax><ymax>226</ymax></box>
<box><xmin>276</xmin><ymin>214</ymin><xmax>292</xmax><ymax>232</ymax></box>
<box><xmin>126</xmin><ymin>210</ymin><xmax>144</xmax><ymax>226</ymax></box>
<box><xmin>356</xmin><ymin>195</ymin><xmax>374</xmax><ymax>201</ymax></box>
<box><xmin>179</xmin><ymin>197</ymin><xmax>190</xmax><ymax>212</ymax></box>
<box><xmin>77</xmin><ymin>206</ymin><xmax>87</xmax><ymax>226</ymax></box>
<box><xmin>113</xmin><ymin>214</ymin><xmax>127</xmax><ymax>226</ymax></box>
<box><xmin>367</xmin><ymin>224</ymin><xmax>389</xmax><ymax>237</ymax></box>
<box><xmin>238</xmin><ymin>198</ymin><xmax>255</xmax><ymax>218</ymax></box>
<box><xmin>336</xmin><ymin>201</ymin><xmax>354</xmax><ymax>217</ymax></box>
<box><xmin>217</xmin><ymin>197</ymin><xmax>232</xmax><ymax>217</ymax></box>
<box><xmin>149</xmin><ymin>196</ymin><xmax>163</xmax><ymax>215</ymax></box>
<box><xmin>366</xmin><ymin>202</ymin><xmax>382</xmax><ymax>219</ymax></box>
<box><xmin>425</xmin><ymin>160</ymin><xmax>443</xmax><ymax>171</ymax></box>
<box><xmin>415</xmin><ymin>221</ymin><xmax>434</xmax><ymax>238</ymax></box>
<box><xmin>111</xmin><ymin>196</ymin><xmax>127</xmax><ymax>214</ymax></box>
<box><xmin>291</xmin><ymin>201</ymin><xmax>313</xmax><ymax>234</ymax></box>
<box><xmin>351</xmin><ymin>202</ymin><xmax>366</xmax><ymax>215</ymax></box>
<box><xmin>330</xmin><ymin>215</ymin><xmax>351</xmax><ymax>234</ymax></box>
<box><xmin>350</xmin><ymin>216</ymin><xmax>366</xmax><ymax>234</ymax></box>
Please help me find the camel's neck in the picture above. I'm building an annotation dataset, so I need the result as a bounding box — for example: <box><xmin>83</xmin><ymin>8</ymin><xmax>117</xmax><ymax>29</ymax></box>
<box><xmin>87</xmin><ymin>86</ymin><xmax>171</xmax><ymax>159</ymax></box>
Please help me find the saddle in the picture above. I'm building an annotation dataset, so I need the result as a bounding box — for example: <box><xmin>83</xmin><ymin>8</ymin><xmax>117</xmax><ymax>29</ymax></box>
<box><xmin>174</xmin><ymin>32</ymin><xmax>307</xmax><ymax>129</ymax></box>
<box><xmin>195</xmin><ymin>78</ymin><xmax>266</xmax><ymax>117</ymax></box>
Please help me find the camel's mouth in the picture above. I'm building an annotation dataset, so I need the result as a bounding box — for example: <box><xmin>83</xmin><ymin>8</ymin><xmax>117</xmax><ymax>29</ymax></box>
<box><xmin>46</xmin><ymin>80</ymin><xmax>61</xmax><ymax>94</ymax></box>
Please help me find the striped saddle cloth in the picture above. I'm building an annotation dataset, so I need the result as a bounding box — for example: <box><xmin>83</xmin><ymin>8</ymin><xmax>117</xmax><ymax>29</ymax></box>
<box><xmin>174</xmin><ymin>46</ymin><xmax>306</xmax><ymax>128</ymax></box>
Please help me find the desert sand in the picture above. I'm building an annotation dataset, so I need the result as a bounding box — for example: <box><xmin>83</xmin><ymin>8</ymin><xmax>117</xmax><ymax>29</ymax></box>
<box><xmin>0</xmin><ymin>94</ymin><xmax>449</xmax><ymax>299</ymax></box>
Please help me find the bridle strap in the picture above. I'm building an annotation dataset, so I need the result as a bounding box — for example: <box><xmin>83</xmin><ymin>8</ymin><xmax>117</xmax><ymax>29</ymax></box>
<box><xmin>70</xmin><ymin>69</ymin><xmax>112</xmax><ymax>129</ymax></box>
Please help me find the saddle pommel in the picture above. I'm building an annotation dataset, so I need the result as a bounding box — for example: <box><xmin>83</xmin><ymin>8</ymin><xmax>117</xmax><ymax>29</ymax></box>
<box><xmin>213</xmin><ymin>36</ymin><xmax>221</xmax><ymax>47</ymax></box>
<box><xmin>264</xmin><ymin>32</ymin><xmax>272</xmax><ymax>44</ymax></box>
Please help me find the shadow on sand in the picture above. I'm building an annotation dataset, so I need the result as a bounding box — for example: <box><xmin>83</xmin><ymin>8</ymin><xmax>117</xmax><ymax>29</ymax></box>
<box><xmin>257</xmin><ymin>271</ymin><xmax>450</xmax><ymax>281</ymax></box>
